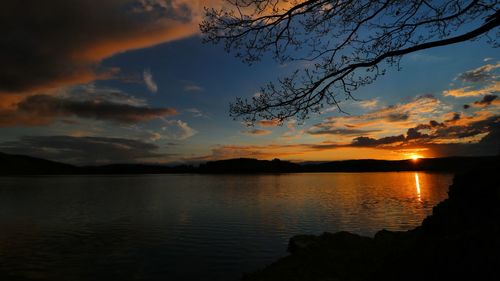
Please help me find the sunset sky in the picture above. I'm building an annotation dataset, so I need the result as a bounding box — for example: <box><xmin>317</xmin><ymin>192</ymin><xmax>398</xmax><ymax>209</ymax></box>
<box><xmin>1</xmin><ymin>0</ymin><xmax>498</xmax><ymax>165</ymax></box>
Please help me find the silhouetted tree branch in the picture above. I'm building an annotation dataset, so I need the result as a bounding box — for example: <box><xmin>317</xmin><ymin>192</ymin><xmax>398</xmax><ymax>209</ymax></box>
<box><xmin>201</xmin><ymin>0</ymin><xmax>499</xmax><ymax>123</ymax></box>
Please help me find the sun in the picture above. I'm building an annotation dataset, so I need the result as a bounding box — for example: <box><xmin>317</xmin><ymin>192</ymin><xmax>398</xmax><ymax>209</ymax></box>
<box><xmin>410</xmin><ymin>154</ymin><xmax>422</xmax><ymax>161</ymax></box>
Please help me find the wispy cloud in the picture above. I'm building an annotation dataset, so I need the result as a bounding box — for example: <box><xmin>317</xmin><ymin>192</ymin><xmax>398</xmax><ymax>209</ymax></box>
<box><xmin>162</xmin><ymin>119</ymin><xmax>197</xmax><ymax>140</ymax></box>
<box><xmin>143</xmin><ymin>69</ymin><xmax>158</xmax><ymax>93</ymax></box>
<box><xmin>406</xmin><ymin>52</ymin><xmax>447</xmax><ymax>62</ymax></box>
<box><xmin>358</xmin><ymin>98</ymin><xmax>380</xmax><ymax>109</ymax></box>
<box><xmin>194</xmin><ymin>111</ymin><xmax>499</xmax><ymax>161</ymax></box>
<box><xmin>183</xmin><ymin>83</ymin><xmax>204</xmax><ymax>92</ymax></box>
<box><xmin>472</xmin><ymin>94</ymin><xmax>499</xmax><ymax>107</ymax></box>
<box><xmin>280</xmin><ymin>120</ymin><xmax>304</xmax><ymax>140</ymax></box>
<box><xmin>185</xmin><ymin>108</ymin><xmax>208</xmax><ymax>118</ymax></box>
<box><xmin>456</xmin><ymin>62</ymin><xmax>499</xmax><ymax>83</ymax></box>
<box><xmin>256</xmin><ymin>119</ymin><xmax>280</xmax><ymax>127</ymax></box>
<box><xmin>0</xmin><ymin>85</ymin><xmax>176</xmax><ymax>127</ymax></box>
<box><xmin>444</xmin><ymin>62</ymin><xmax>500</xmax><ymax>97</ymax></box>
<box><xmin>307</xmin><ymin>95</ymin><xmax>448</xmax><ymax>138</ymax></box>
<box><xmin>241</xmin><ymin>129</ymin><xmax>273</xmax><ymax>136</ymax></box>
<box><xmin>443</xmin><ymin>82</ymin><xmax>500</xmax><ymax>97</ymax></box>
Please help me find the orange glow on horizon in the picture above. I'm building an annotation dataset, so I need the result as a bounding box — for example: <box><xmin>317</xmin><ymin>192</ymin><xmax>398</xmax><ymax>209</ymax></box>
<box><xmin>409</xmin><ymin>154</ymin><xmax>423</xmax><ymax>161</ymax></box>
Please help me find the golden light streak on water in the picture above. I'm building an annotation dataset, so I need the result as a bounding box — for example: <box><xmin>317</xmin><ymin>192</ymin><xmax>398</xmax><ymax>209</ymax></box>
<box><xmin>415</xmin><ymin>173</ymin><xmax>421</xmax><ymax>201</ymax></box>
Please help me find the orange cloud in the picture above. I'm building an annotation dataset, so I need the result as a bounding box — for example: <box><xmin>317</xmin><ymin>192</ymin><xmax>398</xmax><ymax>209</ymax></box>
<box><xmin>256</xmin><ymin>119</ymin><xmax>281</xmax><ymax>127</ymax></box>
<box><xmin>0</xmin><ymin>0</ymin><xmax>213</xmax><ymax>95</ymax></box>
<box><xmin>443</xmin><ymin>82</ymin><xmax>500</xmax><ymax>97</ymax></box>
<box><xmin>242</xmin><ymin>129</ymin><xmax>273</xmax><ymax>136</ymax></box>
<box><xmin>309</xmin><ymin>95</ymin><xmax>447</xmax><ymax>138</ymax></box>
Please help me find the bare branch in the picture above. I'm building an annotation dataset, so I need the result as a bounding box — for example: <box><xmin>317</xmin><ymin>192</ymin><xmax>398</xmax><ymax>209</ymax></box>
<box><xmin>201</xmin><ymin>0</ymin><xmax>500</xmax><ymax>123</ymax></box>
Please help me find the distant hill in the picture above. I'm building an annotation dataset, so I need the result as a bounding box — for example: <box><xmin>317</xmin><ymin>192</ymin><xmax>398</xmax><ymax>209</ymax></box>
<box><xmin>0</xmin><ymin>151</ymin><xmax>498</xmax><ymax>175</ymax></box>
<box><xmin>198</xmin><ymin>158</ymin><xmax>301</xmax><ymax>174</ymax></box>
<box><xmin>80</xmin><ymin>164</ymin><xmax>195</xmax><ymax>175</ymax></box>
<box><xmin>0</xmin><ymin>152</ymin><xmax>78</xmax><ymax>175</ymax></box>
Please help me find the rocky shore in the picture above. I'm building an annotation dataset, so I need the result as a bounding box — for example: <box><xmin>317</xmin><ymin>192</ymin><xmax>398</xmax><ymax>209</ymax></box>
<box><xmin>243</xmin><ymin>165</ymin><xmax>500</xmax><ymax>281</ymax></box>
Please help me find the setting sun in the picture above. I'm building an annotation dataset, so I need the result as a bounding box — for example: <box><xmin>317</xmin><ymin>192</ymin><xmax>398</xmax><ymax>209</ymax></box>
<box><xmin>410</xmin><ymin>154</ymin><xmax>422</xmax><ymax>161</ymax></box>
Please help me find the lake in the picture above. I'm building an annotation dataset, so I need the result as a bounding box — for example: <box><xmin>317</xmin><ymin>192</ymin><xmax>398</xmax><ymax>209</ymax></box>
<box><xmin>0</xmin><ymin>172</ymin><xmax>453</xmax><ymax>281</ymax></box>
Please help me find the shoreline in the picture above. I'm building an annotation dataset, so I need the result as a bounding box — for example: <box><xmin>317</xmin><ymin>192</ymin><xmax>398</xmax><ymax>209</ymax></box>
<box><xmin>1</xmin><ymin>152</ymin><xmax>497</xmax><ymax>176</ymax></box>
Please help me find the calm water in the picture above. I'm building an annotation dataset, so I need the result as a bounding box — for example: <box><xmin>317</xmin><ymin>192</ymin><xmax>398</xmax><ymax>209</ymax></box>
<box><xmin>0</xmin><ymin>172</ymin><xmax>453</xmax><ymax>281</ymax></box>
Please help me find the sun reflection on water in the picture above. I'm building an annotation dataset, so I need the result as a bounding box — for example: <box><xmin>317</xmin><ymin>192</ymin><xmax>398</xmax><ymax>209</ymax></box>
<box><xmin>415</xmin><ymin>173</ymin><xmax>421</xmax><ymax>201</ymax></box>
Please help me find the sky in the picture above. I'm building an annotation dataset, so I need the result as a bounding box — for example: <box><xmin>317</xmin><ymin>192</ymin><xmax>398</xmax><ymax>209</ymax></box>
<box><xmin>0</xmin><ymin>0</ymin><xmax>499</xmax><ymax>165</ymax></box>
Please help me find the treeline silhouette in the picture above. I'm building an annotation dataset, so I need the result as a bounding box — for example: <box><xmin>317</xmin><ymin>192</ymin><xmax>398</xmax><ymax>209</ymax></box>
<box><xmin>0</xmin><ymin>152</ymin><xmax>498</xmax><ymax>175</ymax></box>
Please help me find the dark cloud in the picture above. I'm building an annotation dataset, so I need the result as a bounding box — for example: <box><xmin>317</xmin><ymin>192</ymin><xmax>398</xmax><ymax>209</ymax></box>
<box><xmin>349</xmin><ymin>115</ymin><xmax>499</xmax><ymax>149</ymax></box>
<box><xmin>0</xmin><ymin>91</ymin><xmax>176</xmax><ymax>127</ymax></box>
<box><xmin>308</xmin><ymin>128</ymin><xmax>381</xmax><ymax>136</ymax></box>
<box><xmin>406</xmin><ymin>128</ymin><xmax>429</xmax><ymax>140</ymax></box>
<box><xmin>183</xmin><ymin>120</ymin><xmax>500</xmax><ymax>161</ymax></box>
<box><xmin>309</xmin><ymin>95</ymin><xmax>442</xmax><ymax>136</ymax></box>
<box><xmin>0</xmin><ymin>136</ymin><xmax>169</xmax><ymax>164</ymax></box>
<box><xmin>424</xmin><ymin>125</ymin><xmax>500</xmax><ymax>157</ymax></box>
<box><xmin>474</xmin><ymin>94</ymin><xmax>498</xmax><ymax>106</ymax></box>
<box><xmin>386</xmin><ymin>113</ymin><xmax>410</xmax><ymax>122</ymax></box>
<box><xmin>411</xmin><ymin>115</ymin><xmax>498</xmax><ymax>141</ymax></box>
<box><xmin>351</xmin><ymin>135</ymin><xmax>405</xmax><ymax>147</ymax></box>
<box><xmin>456</xmin><ymin>63</ymin><xmax>499</xmax><ymax>83</ymax></box>
<box><xmin>18</xmin><ymin>94</ymin><xmax>176</xmax><ymax>123</ymax></box>
<box><xmin>0</xmin><ymin>0</ymin><xmax>197</xmax><ymax>94</ymax></box>
<box><xmin>445</xmin><ymin>113</ymin><xmax>461</xmax><ymax>123</ymax></box>
<box><xmin>429</xmin><ymin>120</ymin><xmax>445</xmax><ymax>127</ymax></box>
<box><xmin>457</xmin><ymin>70</ymin><xmax>492</xmax><ymax>83</ymax></box>
<box><xmin>463</xmin><ymin>104</ymin><xmax>471</xmax><ymax>109</ymax></box>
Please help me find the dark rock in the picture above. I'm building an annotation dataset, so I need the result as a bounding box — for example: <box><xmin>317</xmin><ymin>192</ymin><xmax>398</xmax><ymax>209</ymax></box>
<box><xmin>288</xmin><ymin>235</ymin><xmax>319</xmax><ymax>253</ymax></box>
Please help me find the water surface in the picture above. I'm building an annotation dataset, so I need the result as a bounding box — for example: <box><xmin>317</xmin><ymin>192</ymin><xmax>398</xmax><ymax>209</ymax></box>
<box><xmin>0</xmin><ymin>172</ymin><xmax>453</xmax><ymax>281</ymax></box>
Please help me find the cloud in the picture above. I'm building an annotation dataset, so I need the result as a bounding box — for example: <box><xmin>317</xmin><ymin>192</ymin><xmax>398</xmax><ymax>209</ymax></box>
<box><xmin>190</xmin><ymin>115</ymin><xmax>499</xmax><ymax>161</ymax></box>
<box><xmin>185</xmin><ymin>108</ymin><xmax>208</xmax><ymax>118</ymax></box>
<box><xmin>0</xmin><ymin>136</ymin><xmax>168</xmax><ymax>164</ymax></box>
<box><xmin>241</xmin><ymin>129</ymin><xmax>273</xmax><ymax>136</ymax></box>
<box><xmin>408</xmin><ymin>124</ymin><xmax>500</xmax><ymax>158</ymax></box>
<box><xmin>351</xmin><ymin>135</ymin><xmax>406</xmax><ymax>147</ymax></box>
<box><xmin>0</xmin><ymin>86</ymin><xmax>177</xmax><ymax>127</ymax></box>
<box><xmin>443</xmin><ymin>82</ymin><xmax>500</xmax><ymax>97</ymax></box>
<box><xmin>406</xmin><ymin>53</ymin><xmax>447</xmax><ymax>63</ymax></box>
<box><xmin>349</xmin><ymin>113</ymin><xmax>499</xmax><ymax>147</ymax></box>
<box><xmin>308</xmin><ymin>95</ymin><xmax>446</xmax><ymax>138</ymax></box>
<box><xmin>473</xmin><ymin>94</ymin><xmax>499</xmax><ymax>107</ymax></box>
<box><xmin>308</xmin><ymin>128</ymin><xmax>381</xmax><ymax>136</ymax></box>
<box><xmin>145</xmin><ymin>131</ymin><xmax>163</xmax><ymax>142</ymax></box>
<box><xmin>358</xmin><ymin>99</ymin><xmax>379</xmax><ymax>109</ymax></box>
<box><xmin>256</xmin><ymin>119</ymin><xmax>280</xmax><ymax>127</ymax></box>
<box><xmin>456</xmin><ymin>62</ymin><xmax>499</xmax><ymax>83</ymax></box>
<box><xmin>183</xmin><ymin>83</ymin><xmax>204</xmax><ymax>92</ymax></box>
<box><xmin>143</xmin><ymin>69</ymin><xmax>158</xmax><ymax>93</ymax></box>
<box><xmin>445</xmin><ymin>62</ymin><xmax>500</xmax><ymax>98</ymax></box>
<box><xmin>162</xmin><ymin>119</ymin><xmax>197</xmax><ymax>140</ymax></box>
<box><xmin>0</xmin><ymin>0</ymin><xmax>205</xmax><ymax>95</ymax></box>
<box><xmin>280</xmin><ymin>119</ymin><xmax>305</xmax><ymax>140</ymax></box>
